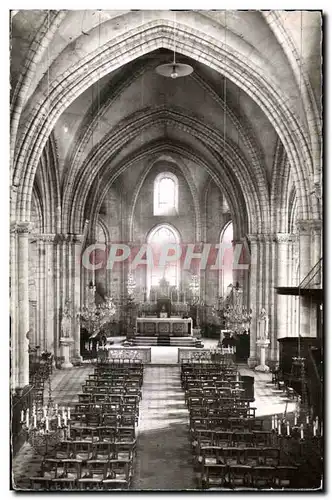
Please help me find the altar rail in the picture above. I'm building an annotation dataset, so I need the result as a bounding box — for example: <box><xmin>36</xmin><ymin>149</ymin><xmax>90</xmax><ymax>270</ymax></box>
<box><xmin>178</xmin><ymin>347</ymin><xmax>235</xmax><ymax>364</ymax></box>
<box><xmin>103</xmin><ymin>346</ymin><xmax>151</xmax><ymax>364</ymax></box>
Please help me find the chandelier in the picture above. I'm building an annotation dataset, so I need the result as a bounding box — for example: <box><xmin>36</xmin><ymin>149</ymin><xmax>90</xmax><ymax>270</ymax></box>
<box><xmin>20</xmin><ymin>362</ymin><xmax>71</xmax><ymax>456</ymax></box>
<box><xmin>189</xmin><ymin>274</ymin><xmax>200</xmax><ymax>303</ymax></box>
<box><xmin>214</xmin><ymin>283</ymin><xmax>252</xmax><ymax>333</ymax></box>
<box><xmin>79</xmin><ymin>283</ymin><xmax>116</xmax><ymax>336</ymax></box>
<box><xmin>127</xmin><ymin>272</ymin><xmax>136</xmax><ymax>298</ymax></box>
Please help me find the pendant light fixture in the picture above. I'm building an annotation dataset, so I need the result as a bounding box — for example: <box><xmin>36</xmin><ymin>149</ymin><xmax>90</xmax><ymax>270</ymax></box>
<box><xmin>156</xmin><ymin>14</ymin><xmax>193</xmax><ymax>79</ymax></box>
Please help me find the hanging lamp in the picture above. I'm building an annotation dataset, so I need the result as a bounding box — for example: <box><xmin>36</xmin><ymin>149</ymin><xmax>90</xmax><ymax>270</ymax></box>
<box><xmin>156</xmin><ymin>17</ymin><xmax>193</xmax><ymax>79</ymax></box>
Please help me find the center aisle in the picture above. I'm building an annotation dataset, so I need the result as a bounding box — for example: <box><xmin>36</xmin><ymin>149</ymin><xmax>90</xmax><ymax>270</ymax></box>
<box><xmin>132</xmin><ymin>365</ymin><xmax>195</xmax><ymax>490</ymax></box>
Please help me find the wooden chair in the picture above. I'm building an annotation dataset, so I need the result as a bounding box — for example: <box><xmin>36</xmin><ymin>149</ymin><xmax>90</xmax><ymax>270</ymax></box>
<box><xmin>251</xmin><ymin>465</ymin><xmax>276</xmax><ymax>488</ymax></box>
<box><xmin>201</xmin><ymin>463</ymin><xmax>228</xmax><ymax>489</ymax></box>
<box><xmin>78</xmin><ymin>460</ymin><xmax>106</xmax><ymax>490</ymax></box>
<box><xmin>51</xmin><ymin>458</ymin><xmax>82</xmax><ymax>490</ymax></box>
<box><xmin>229</xmin><ymin>464</ymin><xmax>252</xmax><ymax>488</ymax></box>
<box><xmin>274</xmin><ymin>465</ymin><xmax>298</xmax><ymax>488</ymax></box>
<box><xmin>102</xmin><ymin>460</ymin><xmax>132</xmax><ymax>490</ymax></box>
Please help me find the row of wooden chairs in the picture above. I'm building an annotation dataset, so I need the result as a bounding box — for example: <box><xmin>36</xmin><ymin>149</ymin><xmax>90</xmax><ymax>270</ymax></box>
<box><xmin>190</xmin><ymin>416</ymin><xmax>264</xmax><ymax>433</ymax></box>
<box><xmin>31</xmin><ymin>457</ymin><xmax>132</xmax><ymax>490</ymax></box>
<box><xmin>192</xmin><ymin>429</ymin><xmax>274</xmax><ymax>449</ymax></box>
<box><xmin>55</xmin><ymin>439</ymin><xmax>136</xmax><ymax>460</ymax></box>
<box><xmin>200</xmin><ymin>463</ymin><xmax>298</xmax><ymax>489</ymax></box>
<box><xmin>30</xmin><ymin>363</ymin><xmax>143</xmax><ymax>490</ymax></box>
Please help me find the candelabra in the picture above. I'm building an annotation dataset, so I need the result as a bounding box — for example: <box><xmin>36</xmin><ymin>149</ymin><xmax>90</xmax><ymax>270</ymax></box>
<box><xmin>20</xmin><ymin>371</ymin><xmax>71</xmax><ymax>457</ymax></box>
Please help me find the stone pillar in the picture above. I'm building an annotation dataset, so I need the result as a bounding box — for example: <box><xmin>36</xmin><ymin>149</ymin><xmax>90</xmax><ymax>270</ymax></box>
<box><xmin>296</xmin><ymin>221</ymin><xmax>313</xmax><ymax>337</ymax></box>
<box><xmin>10</xmin><ymin>225</ymin><xmax>18</xmax><ymax>390</ymax></box>
<box><xmin>72</xmin><ymin>235</ymin><xmax>83</xmax><ymax>363</ymax></box>
<box><xmin>247</xmin><ymin>234</ymin><xmax>276</xmax><ymax>368</ymax></box>
<box><xmin>247</xmin><ymin>235</ymin><xmax>258</xmax><ymax>368</ymax></box>
<box><xmin>43</xmin><ymin>236</ymin><xmax>56</xmax><ymax>360</ymax></box>
<box><xmin>16</xmin><ymin>222</ymin><xmax>32</xmax><ymax>388</ymax></box>
<box><xmin>276</xmin><ymin>234</ymin><xmax>292</xmax><ymax>340</ymax></box>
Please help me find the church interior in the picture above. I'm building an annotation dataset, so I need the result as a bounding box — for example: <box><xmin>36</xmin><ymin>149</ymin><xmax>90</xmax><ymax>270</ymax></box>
<box><xmin>10</xmin><ymin>10</ymin><xmax>323</xmax><ymax>491</ymax></box>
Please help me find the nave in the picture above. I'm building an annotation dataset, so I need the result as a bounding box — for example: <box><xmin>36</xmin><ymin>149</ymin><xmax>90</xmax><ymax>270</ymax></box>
<box><xmin>12</xmin><ymin>349</ymin><xmax>321</xmax><ymax>491</ymax></box>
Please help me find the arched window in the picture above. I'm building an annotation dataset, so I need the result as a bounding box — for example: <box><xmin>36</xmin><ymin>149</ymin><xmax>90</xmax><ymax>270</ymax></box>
<box><xmin>147</xmin><ymin>224</ymin><xmax>180</xmax><ymax>291</ymax></box>
<box><xmin>153</xmin><ymin>172</ymin><xmax>178</xmax><ymax>215</ymax></box>
<box><xmin>219</xmin><ymin>221</ymin><xmax>233</xmax><ymax>297</ymax></box>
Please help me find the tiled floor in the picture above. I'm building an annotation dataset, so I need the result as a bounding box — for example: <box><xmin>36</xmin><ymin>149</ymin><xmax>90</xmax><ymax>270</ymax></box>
<box><xmin>12</xmin><ymin>341</ymin><xmax>296</xmax><ymax>490</ymax></box>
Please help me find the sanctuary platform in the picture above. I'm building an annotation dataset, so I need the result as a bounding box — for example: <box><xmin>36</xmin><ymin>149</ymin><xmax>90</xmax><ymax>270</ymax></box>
<box><xmin>134</xmin><ymin>317</ymin><xmax>197</xmax><ymax>347</ymax></box>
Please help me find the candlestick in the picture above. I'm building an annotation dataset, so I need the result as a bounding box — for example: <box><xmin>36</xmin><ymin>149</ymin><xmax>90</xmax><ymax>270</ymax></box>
<box><xmin>300</xmin><ymin>423</ymin><xmax>304</xmax><ymax>440</ymax></box>
<box><xmin>286</xmin><ymin>421</ymin><xmax>290</xmax><ymax>436</ymax></box>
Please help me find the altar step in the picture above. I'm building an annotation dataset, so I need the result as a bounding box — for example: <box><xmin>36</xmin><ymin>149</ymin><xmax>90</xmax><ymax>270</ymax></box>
<box><xmin>157</xmin><ymin>334</ymin><xmax>170</xmax><ymax>346</ymax></box>
<box><xmin>133</xmin><ymin>336</ymin><xmax>198</xmax><ymax>347</ymax></box>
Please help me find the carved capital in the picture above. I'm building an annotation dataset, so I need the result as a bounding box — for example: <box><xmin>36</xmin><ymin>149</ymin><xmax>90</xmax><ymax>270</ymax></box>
<box><xmin>246</xmin><ymin>234</ymin><xmax>259</xmax><ymax>243</ymax></box>
<box><xmin>275</xmin><ymin>233</ymin><xmax>298</xmax><ymax>244</ymax></box>
<box><xmin>36</xmin><ymin>233</ymin><xmax>57</xmax><ymax>243</ymax></box>
<box><xmin>11</xmin><ymin>221</ymin><xmax>34</xmax><ymax>234</ymax></box>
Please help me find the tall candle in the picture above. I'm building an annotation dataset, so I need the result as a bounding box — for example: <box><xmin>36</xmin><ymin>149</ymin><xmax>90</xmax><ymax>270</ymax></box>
<box><xmin>43</xmin><ymin>406</ymin><xmax>47</xmax><ymax>418</ymax></box>
<box><xmin>313</xmin><ymin>422</ymin><xmax>317</xmax><ymax>437</ymax></box>
<box><xmin>64</xmin><ymin>415</ymin><xmax>67</xmax><ymax>427</ymax></box>
<box><xmin>321</xmin><ymin>421</ymin><xmax>323</xmax><ymax>436</ymax></box>
<box><xmin>68</xmin><ymin>407</ymin><xmax>71</xmax><ymax>420</ymax></box>
<box><xmin>26</xmin><ymin>409</ymin><xmax>29</xmax><ymax>427</ymax></box>
<box><xmin>286</xmin><ymin>421</ymin><xmax>290</xmax><ymax>436</ymax></box>
<box><xmin>306</xmin><ymin>415</ymin><xmax>309</xmax><ymax>424</ymax></box>
<box><xmin>33</xmin><ymin>404</ymin><xmax>36</xmax><ymax>416</ymax></box>
<box><xmin>278</xmin><ymin>419</ymin><xmax>281</xmax><ymax>435</ymax></box>
<box><xmin>45</xmin><ymin>417</ymin><xmax>49</xmax><ymax>432</ymax></box>
<box><xmin>271</xmin><ymin>416</ymin><xmax>274</xmax><ymax>430</ymax></box>
<box><xmin>300</xmin><ymin>423</ymin><xmax>304</xmax><ymax>440</ymax></box>
<box><xmin>33</xmin><ymin>414</ymin><xmax>37</xmax><ymax>429</ymax></box>
<box><xmin>294</xmin><ymin>414</ymin><xmax>297</xmax><ymax>426</ymax></box>
<box><xmin>58</xmin><ymin>414</ymin><xmax>61</xmax><ymax>428</ymax></box>
<box><xmin>21</xmin><ymin>410</ymin><xmax>24</xmax><ymax>422</ymax></box>
<box><xmin>55</xmin><ymin>404</ymin><xmax>58</xmax><ymax>414</ymax></box>
<box><xmin>62</xmin><ymin>407</ymin><xmax>65</xmax><ymax>419</ymax></box>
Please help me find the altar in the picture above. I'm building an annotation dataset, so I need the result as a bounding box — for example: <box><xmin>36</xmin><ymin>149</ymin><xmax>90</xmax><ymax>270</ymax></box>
<box><xmin>136</xmin><ymin>317</ymin><xmax>193</xmax><ymax>337</ymax></box>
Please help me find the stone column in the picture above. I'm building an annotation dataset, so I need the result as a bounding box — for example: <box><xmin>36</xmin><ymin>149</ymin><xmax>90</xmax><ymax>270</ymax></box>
<box><xmin>296</xmin><ymin>221</ymin><xmax>313</xmax><ymax>337</ymax></box>
<box><xmin>43</xmin><ymin>235</ymin><xmax>56</xmax><ymax>360</ymax></box>
<box><xmin>276</xmin><ymin>234</ymin><xmax>292</xmax><ymax>340</ymax></box>
<box><xmin>247</xmin><ymin>235</ymin><xmax>258</xmax><ymax>368</ymax></box>
<box><xmin>10</xmin><ymin>224</ymin><xmax>18</xmax><ymax>390</ymax></box>
<box><xmin>72</xmin><ymin>235</ymin><xmax>83</xmax><ymax>363</ymax></box>
<box><xmin>16</xmin><ymin>222</ymin><xmax>32</xmax><ymax>388</ymax></box>
<box><xmin>247</xmin><ymin>234</ymin><xmax>276</xmax><ymax>368</ymax></box>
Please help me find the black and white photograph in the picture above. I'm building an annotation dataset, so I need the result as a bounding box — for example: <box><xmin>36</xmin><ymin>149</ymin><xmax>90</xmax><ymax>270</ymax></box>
<box><xmin>9</xmin><ymin>8</ymin><xmax>323</xmax><ymax>491</ymax></box>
